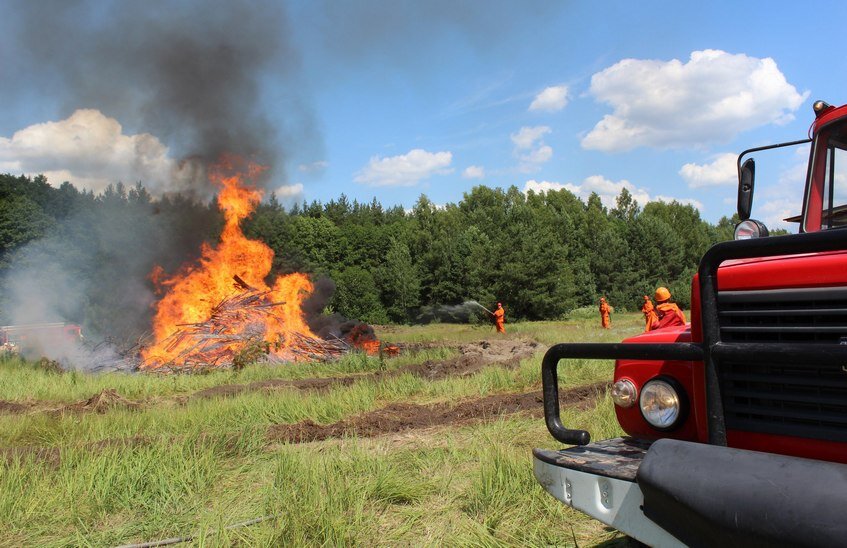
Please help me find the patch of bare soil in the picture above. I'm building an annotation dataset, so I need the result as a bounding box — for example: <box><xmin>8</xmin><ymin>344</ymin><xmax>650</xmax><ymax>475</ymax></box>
<box><xmin>56</xmin><ymin>389</ymin><xmax>141</xmax><ymax>414</ymax></box>
<box><xmin>398</xmin><ymin>339</ymin><xmax>540</xmax><ymax>380</ymax></box>
<box><xmin>266</xmin><ymin>381</ymin><xmax>608</xmax><ymax>443</ymax></box>
<box><xmin>1</xmin><ymin>389</ymin><xmax>142</xmax><ymax>416</ymax></box>
<box><xmin>0</xmin><ymin>400</ymin><xmax>31</xmax><ymax>415</ymax></box>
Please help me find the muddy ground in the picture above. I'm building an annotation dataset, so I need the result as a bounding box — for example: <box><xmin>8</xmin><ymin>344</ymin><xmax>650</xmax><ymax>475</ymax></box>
<box><xmin>267</xmin><ymin>382</ymin><xmax>606</xmax><ymax>443</ymax></box>
<box><xmin>0</xmin><ymin>388</ymin><xmax>141</xmax><ymax>416</ymax></box>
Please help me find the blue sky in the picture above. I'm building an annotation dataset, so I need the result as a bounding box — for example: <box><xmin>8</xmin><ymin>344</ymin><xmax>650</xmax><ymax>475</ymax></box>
<box><xmin>1</xmin><ymin>1</ymin><xmax>845</xmax><ymax>228</ymax></box>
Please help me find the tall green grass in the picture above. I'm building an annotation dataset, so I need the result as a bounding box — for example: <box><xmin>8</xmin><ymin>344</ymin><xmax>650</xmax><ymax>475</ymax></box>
<box><xmin>0</xmin><ymin>318</ymin><xmax>634</xmax><ymax>546</ymax></box>
<box><xmin>1</xmin><ymin>401</ymin><xmax>624</xmax><ymax>546</ymax></box>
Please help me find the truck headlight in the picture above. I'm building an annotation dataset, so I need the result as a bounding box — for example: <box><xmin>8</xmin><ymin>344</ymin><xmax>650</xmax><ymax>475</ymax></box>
<box><xmin>639</xmin><ymin>378</ymin><xmax>686</xmax><ymax>430</ymax></box>
<box><xmin>734</xmin><ymin>219</ymin><xmax>769</xmax><ymax>240</ymax></box>
<box><xmin>611</xmin><ymin>379</ymin><xmax>637</xmax><ymax>408</ymax></box>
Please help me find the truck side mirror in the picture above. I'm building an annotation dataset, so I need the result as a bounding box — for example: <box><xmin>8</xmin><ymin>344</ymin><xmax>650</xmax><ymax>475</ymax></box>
<box><xmin>738</xmin><ymin>158</ymin><xmax>755</xmax><ymax>221</ymax></box>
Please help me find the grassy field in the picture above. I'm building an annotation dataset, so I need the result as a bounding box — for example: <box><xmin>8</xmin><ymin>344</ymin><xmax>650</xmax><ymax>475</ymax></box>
<box><xmin>0</xmin><ymin>312</ymin><xmax>646</xmax><ymax>547</ymax></box>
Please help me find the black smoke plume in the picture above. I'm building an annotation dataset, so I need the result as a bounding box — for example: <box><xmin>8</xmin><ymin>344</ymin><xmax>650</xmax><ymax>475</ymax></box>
<box><xmin>6</xmin><ymin>0</ymin><xmax>304</xmax><ymax>193</ymax></box>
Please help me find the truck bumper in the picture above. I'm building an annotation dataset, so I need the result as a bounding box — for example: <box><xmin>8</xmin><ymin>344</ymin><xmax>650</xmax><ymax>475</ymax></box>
<box><xmin>533</xmin><ymin>438</ymin><xmax>684</xmax><ymax>548</ymax></box>
<box><xmin>535</xmin><ymin>437</ymin><xmax>847</xmax><ymax>547</ymax></box>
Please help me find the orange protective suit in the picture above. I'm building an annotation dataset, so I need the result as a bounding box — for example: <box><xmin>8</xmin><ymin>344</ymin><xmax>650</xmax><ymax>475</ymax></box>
<box><xmin>599</xmin><ymin>299</ymin><xmax>611</xmax><ymax>329</ymax></box>
<box><xmin>641</xmin><ymin>296</ymin><xmax>658</xmax><ymax>332</ymax></box>
<box><xmin>493</xmin><ymin>306</ymin><xmax>506</xmax><ymax>333</ymax></box>
<box><xmin>654</xmin><ymin>302</ymin><xmax>686</xmax><ymax>330</ymax></box>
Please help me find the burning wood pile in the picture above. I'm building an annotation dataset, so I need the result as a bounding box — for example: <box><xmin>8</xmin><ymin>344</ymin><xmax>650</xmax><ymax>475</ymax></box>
<box><xmin>142</xmin><ymin>276</ymin><xmax>356</xmax><ymax>373</ymax></box>
<box><xmin>138</xmin><ymin>158</ymin><xmax>384</xmax><ymax>373</ymax></box>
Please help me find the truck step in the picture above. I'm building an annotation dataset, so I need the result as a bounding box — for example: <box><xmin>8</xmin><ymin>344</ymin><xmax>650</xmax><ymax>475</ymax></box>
<box><xmin>533</xmin><ymin>437</ymin><xmax>653</xmax><ymax>482</ymax></box>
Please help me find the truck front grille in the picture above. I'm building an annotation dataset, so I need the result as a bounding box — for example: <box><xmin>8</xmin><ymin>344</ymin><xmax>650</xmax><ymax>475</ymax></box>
<box><xmin>718</xmin><ymin>287</ymin><xmax>847</xmax><ymax>343</ymax></box>
<box><xmin>717</xmin><ymin>287</ymin><xmax>847</xmax><ymax>442</ymax></box>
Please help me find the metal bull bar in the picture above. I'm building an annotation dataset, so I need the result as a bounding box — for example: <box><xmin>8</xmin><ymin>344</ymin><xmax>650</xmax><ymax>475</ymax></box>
<box><xmin>542</xmin><ymin>228</ymin><xmax>847</xmax><ymax>447</ymax></box>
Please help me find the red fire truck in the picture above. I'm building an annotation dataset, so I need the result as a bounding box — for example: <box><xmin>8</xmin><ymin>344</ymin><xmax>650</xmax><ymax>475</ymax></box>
<box><xmin>534</xmin><ymin>100</ymin><xmax>847</xmax><ymax>546</ymax></box>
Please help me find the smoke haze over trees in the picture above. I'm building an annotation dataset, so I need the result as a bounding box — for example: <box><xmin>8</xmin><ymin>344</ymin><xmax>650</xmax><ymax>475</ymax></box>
<box><xmin>0</xmin><ymin>173</ymin><xmax>739</xmax><ymax>342</ymax></box>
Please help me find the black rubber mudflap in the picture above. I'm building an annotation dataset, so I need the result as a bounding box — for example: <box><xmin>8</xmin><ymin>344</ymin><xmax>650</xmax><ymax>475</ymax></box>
<box><xmin>636</xmin><ymin>438</ymin><xmax>847</xmax><ymax>548</ymax></box>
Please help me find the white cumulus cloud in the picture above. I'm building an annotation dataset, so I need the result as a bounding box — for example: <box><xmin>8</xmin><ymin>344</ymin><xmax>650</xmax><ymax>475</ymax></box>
<box><xmin>354</xmin><ymin>148</ymin><xmax>453</xmax><ymax>186</ymax></box>
<box><xmin>653</xmin><ymin>195</ymin><xmax>704</xmax><ymax>210</ymax></box>
<box><xmin>462</xmin><ymin>165</ymin><xmax>485</xmax><ymax>179</ymax></box>
<box><xmin>522</xmin><ymin>179</ymin><xmax>572</xmax><ymax>194</ymax></box>
<box><xmin>523</xmin><ymin>175</ymin><xmax>702</xmax><ymax>211</ymax></box>
<box><xmin>511</xmin><ymin>126</ymin><xmax>551</xmax><ymax>149</ymax></box>
<box><xmin>582</xmin><ymin>50</ymin><xmax>809</xmax><ymax>152</ymax></box>
<box><xmin>679</xmin><ymin>153</ymin><xmax>738</xmax><ymax>188</ymax></box>
<box><xmin>271</xmin><ymin>183</ymin><xmax>304</xmax><ymax>200</ymax></box>
<box><xmin>520</xmin><ymin>145</ymin><xmax>553</xmax><ymax>165</ymax></box>
<box><xmin>511</xmin><ymin>126</ymin><xmax>553</xmax><ymax>172</ymax></box>
<box><xmin>0</xmin><ymin>109</ymin><xmax>202</xmax><ymax>194</ymax></box>
<box><xmin>529</xmin><ymin>85</ymin><xmax>569</xmax><ymax>112</ymax></box>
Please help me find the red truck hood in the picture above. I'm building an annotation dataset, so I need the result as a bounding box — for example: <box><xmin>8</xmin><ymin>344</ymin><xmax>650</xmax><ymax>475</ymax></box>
<box><xmin>717</xmin><ymin>249</ymin><xmax>847</xmax><ymax>290</ymax></box>
<box><xmin>686</xmin><ymin>248</ymin><xmax>847</xmax><ymax>340</ymax></box>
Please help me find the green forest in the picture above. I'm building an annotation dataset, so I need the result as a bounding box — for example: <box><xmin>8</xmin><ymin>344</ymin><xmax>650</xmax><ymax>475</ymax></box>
<box><xmin>0</xmin><ymin>173</ymin><xmax>742</xmax><ymax>341</ymax></box>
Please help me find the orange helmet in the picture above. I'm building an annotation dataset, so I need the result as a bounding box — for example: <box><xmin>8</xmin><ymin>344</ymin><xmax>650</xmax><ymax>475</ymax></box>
<box><xmin>643</xmin><ymin>295</ymin><xmax>649</xmax><ymax>300</ymax></box>
<box><xmin>655</xmin><ymin>287</ymin><xmax>671</xmax><ymax>302</ymax></box>
<box><xmin>600</xmin><ymin>297</ymin><xmax>606</xmax><ymax>302</ymax></box>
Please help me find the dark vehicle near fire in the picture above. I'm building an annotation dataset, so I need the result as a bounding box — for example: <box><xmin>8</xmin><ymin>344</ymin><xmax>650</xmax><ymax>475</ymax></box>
<box><xmin>534</xmin><ymin>100</ymin><xmax>847</xmax><ymax>546</ymax></box>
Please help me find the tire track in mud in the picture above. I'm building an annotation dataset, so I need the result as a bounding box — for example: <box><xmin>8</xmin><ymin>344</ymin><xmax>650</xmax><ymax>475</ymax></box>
<box><xmin>266</xmin><ymin>382</ymin><xmax>608</xmax><ymax>443</ymax></box>
<box><xmin>0</xmin><ymin>388</ymin><xmax>142</xmax><ymax>417</ymax></box>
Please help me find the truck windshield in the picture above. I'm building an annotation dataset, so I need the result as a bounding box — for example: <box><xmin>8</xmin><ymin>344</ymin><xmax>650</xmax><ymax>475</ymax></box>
<box><xmin>820</xmin><ymin>132</ymin><xmax>847</xmax><ymax>229</ymax></box>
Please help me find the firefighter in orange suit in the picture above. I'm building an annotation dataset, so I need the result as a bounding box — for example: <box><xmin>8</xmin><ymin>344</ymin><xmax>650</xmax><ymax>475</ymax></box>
<box><xmin>492</xmin><ymin>302</ymin><xmax>506</xmax><ymax>333</ymax></box>
<box><xmin>491</xmin><ymin>303</ymin><xmax>506</xmax><ymax>333</ymax></box>
<box><xmin>641</xmin><ymin>295</ymin><xmax>658</xmax><ymax>332</ymax></box>
<box><xmin>652</xmin><ymin>287</ymin><xmax>686</xmax><ymax>330</ymax></box>
<box><xmin>599</xmin><ymin>297</ymin><xmax>611</xmax><ymax>329</ymax></box>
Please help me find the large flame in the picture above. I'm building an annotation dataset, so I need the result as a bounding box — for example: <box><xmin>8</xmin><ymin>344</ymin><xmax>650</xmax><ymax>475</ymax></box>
<box><xmin>141</xmin><ymin>158</ymin><xmax>317</xmax><ymax>368</ymax></box>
